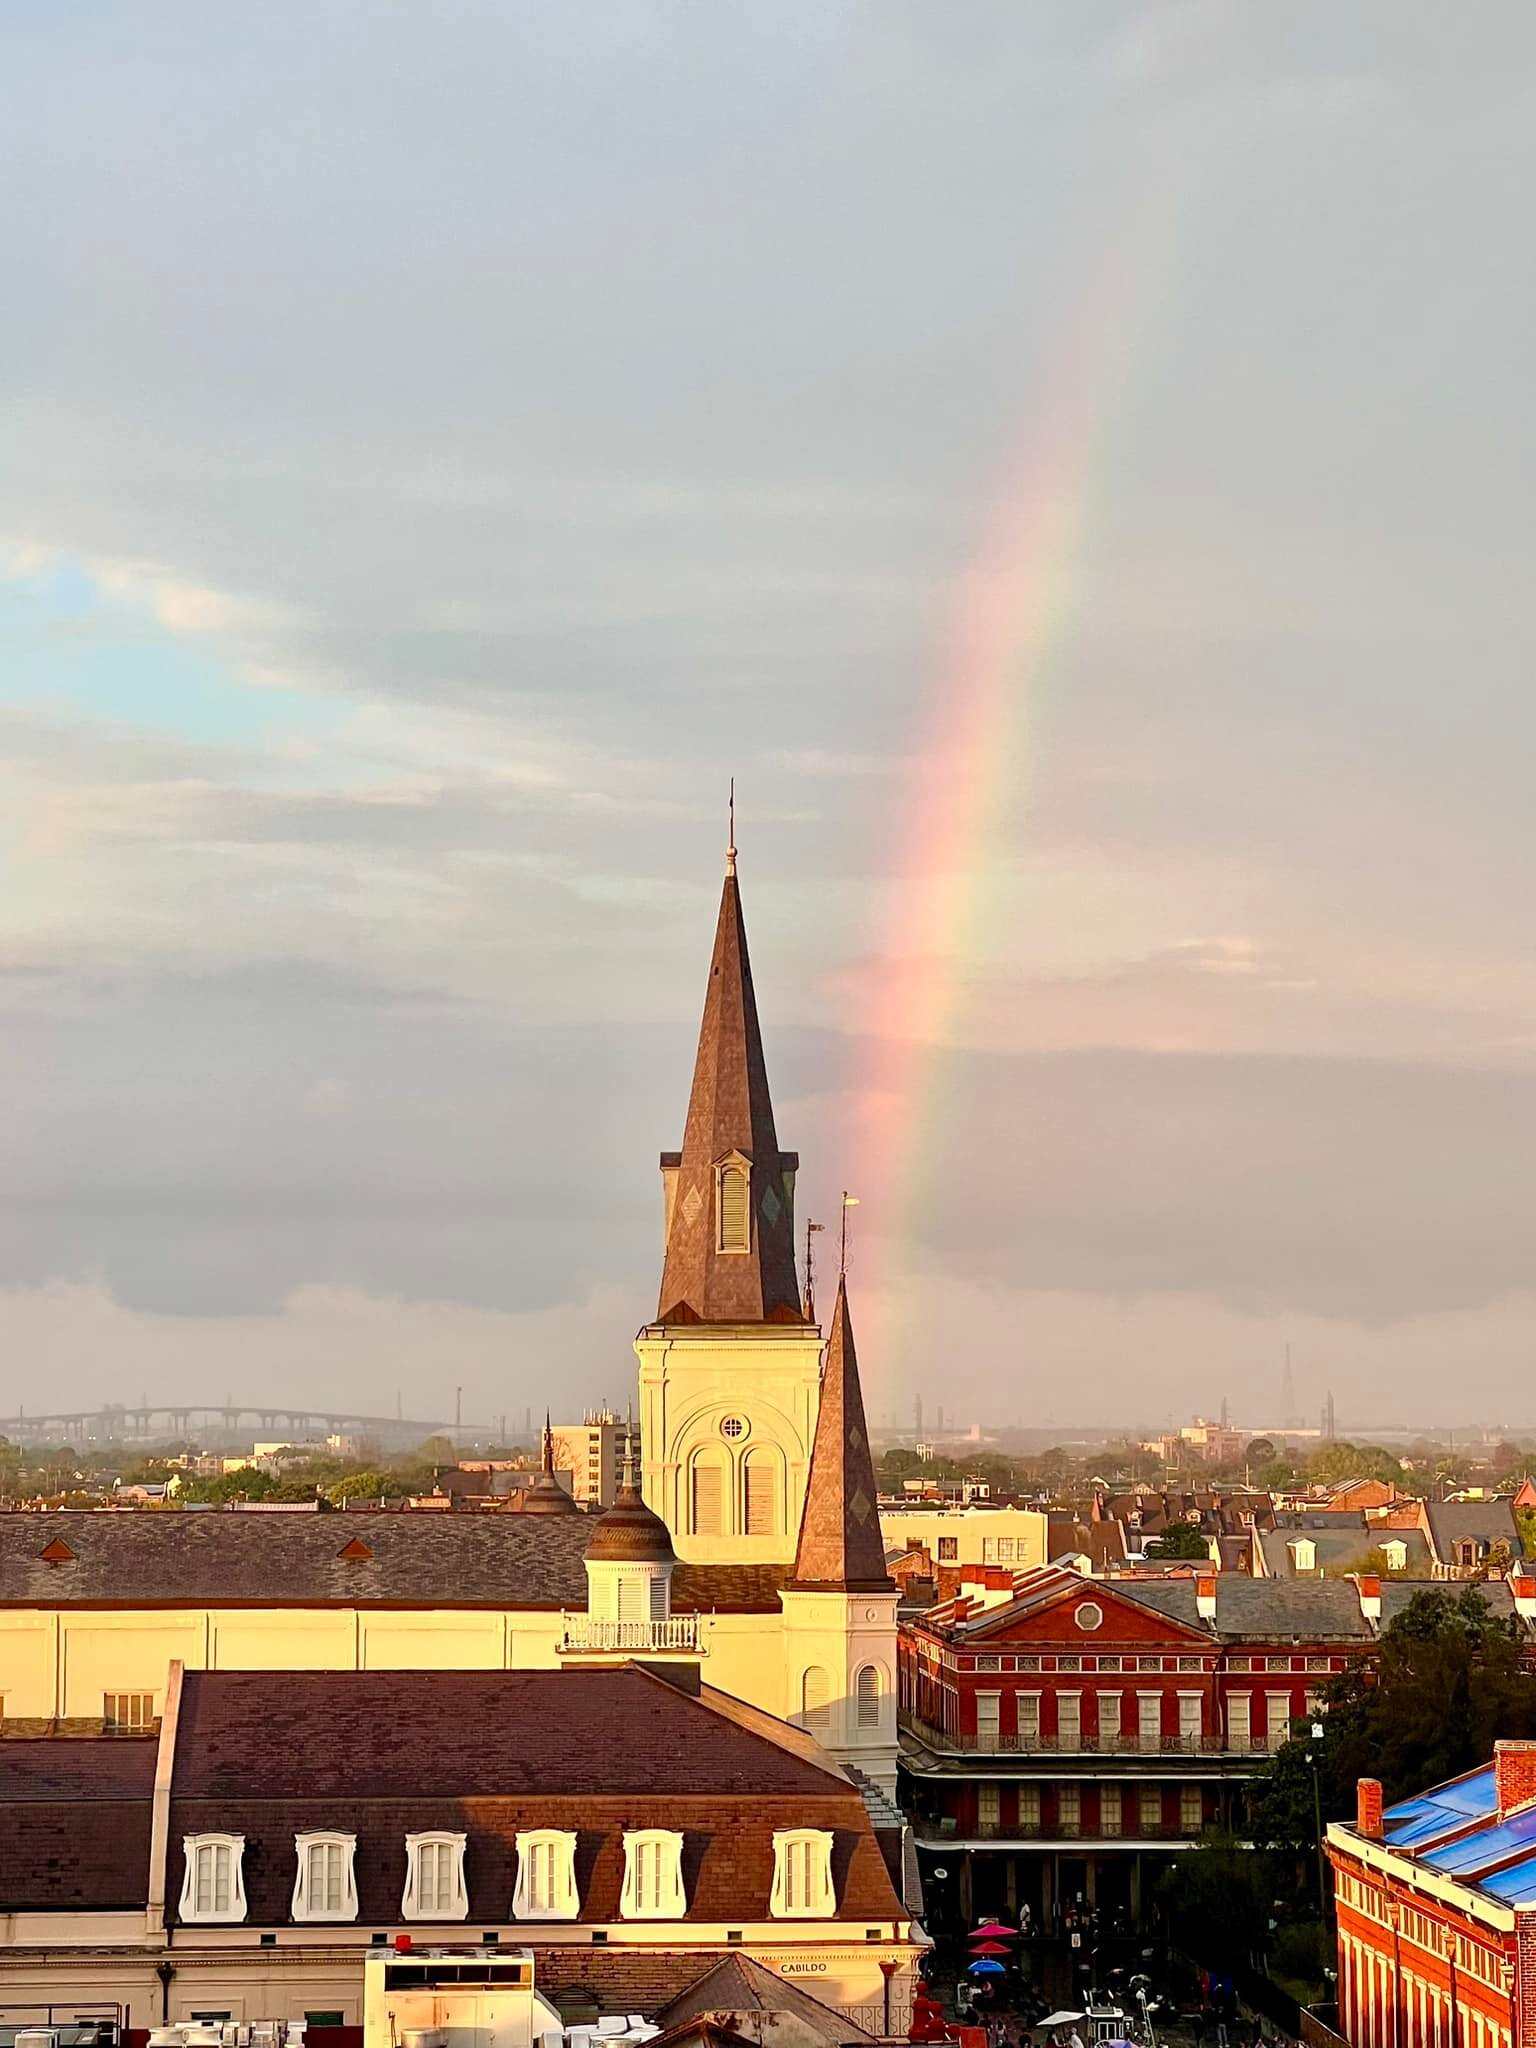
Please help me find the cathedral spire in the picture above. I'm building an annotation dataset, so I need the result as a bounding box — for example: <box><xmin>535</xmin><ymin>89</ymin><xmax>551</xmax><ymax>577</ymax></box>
<box><xmin>656</xmin><ymin>837</ymin><xmax>803</xmax><ymax>1324</ymax></box>
<box><xmin>788</xmin><ymin>1275</ymin><xmax>893</xmax><ymax>1591</ymax></box>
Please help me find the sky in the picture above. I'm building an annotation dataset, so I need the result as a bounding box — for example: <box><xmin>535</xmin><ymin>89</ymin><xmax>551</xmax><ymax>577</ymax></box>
<box><xmin>4</xmin><ymin>2</ymin><xmax>1536</xmax><ymax>1436</ymax></box>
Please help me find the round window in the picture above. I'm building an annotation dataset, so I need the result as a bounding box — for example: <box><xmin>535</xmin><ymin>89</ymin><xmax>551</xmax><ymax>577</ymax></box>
<box><xmin>1074</xmin><ymin>1601</ymin><xmax>1104</xmax><ymax>1632</ymax></box>
<box><xmin>720</xmin><ymin>1416</ymin><xmax>748</xmax><ymax>1441</ymax></box>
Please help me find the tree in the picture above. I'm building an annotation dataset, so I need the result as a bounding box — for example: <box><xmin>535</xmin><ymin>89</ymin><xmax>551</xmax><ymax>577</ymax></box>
<box><xmin>880</xmin><ymin>1448</ymin><xmax>921</xmax><ymax>1480</ymax></box>
<box><xmin>1145</xmin><ymin>1522</ymin><xmax>1210</xmax><ymax>1560</ymax></box>
<box><xmin>1244</xmin><ymin>1437</ymin><xmax>1277</xmax><ymax>1468</ymax></box>
<box><xmin>1309</xmin><ymin>1440</ymin><xmax>1405</xmax><ymax>1487</ymax></box>
<box><xmin>1156</xmin><ymin>1831</ymin><xmax>1272</xmax><ymax>1971</ymax></box>
<box><xmin>329</xmin><ymin>1470</ymin><xmax>388</xmax><ymax>1503</ymax></box>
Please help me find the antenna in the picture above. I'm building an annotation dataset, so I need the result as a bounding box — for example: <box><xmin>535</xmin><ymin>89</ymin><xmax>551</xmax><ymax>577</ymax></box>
<box><xmin>804</xmin><ymin>1218</ymin><xmax>826</xmax><ymax>1320</ymax></box>
<box><xmin>726</xmin><ymin>777</ymin><xmax>736</xmax><ymax>876</ymax></box>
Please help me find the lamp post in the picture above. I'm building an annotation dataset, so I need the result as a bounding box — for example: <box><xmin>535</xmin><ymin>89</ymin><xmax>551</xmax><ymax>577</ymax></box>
<box><xmin>1307</xmin><ymin>1721</ymin><xmax>1328</xmax><ymax>1919</ymax></box>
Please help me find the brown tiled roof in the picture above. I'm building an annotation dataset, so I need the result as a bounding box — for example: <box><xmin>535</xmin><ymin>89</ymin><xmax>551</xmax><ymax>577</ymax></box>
<box><xmin>788</xmin><ymin>1279</ymin><xmax>892</xmax><ymax>1593</ymax></box>
<box><xmin>165</xmin><ymin>1668</ymin><xmax>905</xmax><ymax>1929</ymax></box>
<box><xmin>0</xmin><ymin>1512</ymin><xmax>783</xmax><ymax>1614</ymax></box>
<box><xmin>655</xmin><ymin>864</ymin><xmax>805</xmax><ymax>1324</ymax></box>
<box><xmin>0</xmin><ymin>1735</ymin><xmax>155</xmax><ymax>1910</ymax></box>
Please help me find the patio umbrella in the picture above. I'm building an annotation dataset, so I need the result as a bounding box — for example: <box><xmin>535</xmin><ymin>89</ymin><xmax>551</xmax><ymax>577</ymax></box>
<box><xmin>967</xmin><ymin>1960</ymin><xmax>1007</xmax><ymax>1977</ymax></box>
<box><xmin>968</xmin><ymin>1943</ymin><xmax>1011</xmax><ymax>1958</ymax></box>
<box><xmin>969</xmin><ymin>1922</ymin><xmax>1018</xmax><ymax>1941</ymax></box>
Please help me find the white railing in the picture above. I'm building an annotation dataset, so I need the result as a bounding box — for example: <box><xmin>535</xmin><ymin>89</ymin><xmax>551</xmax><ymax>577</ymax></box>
<box><xmin>559</xmin><ymin>1614</ymin><xmax>702</xmax><ymax>1653</ymax></box>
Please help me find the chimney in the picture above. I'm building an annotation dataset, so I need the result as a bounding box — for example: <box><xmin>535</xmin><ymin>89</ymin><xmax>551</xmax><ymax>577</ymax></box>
<box><xmin>1196</xmin><ymin>1574</ymin><xmax>1217</xmax><ymax>1623</ymax></box>
<box><xmin>1495</xmin><ymin>1741</ymin><xmax>1536</xmax><ymax>1819</ymax></box>
<box><xmin>1357</xmin><ymin>1778</ymin><xmax>1384</xmax><ymax>1839</ymax></box>
<box><xmin>1357</xmin><ymin>1574</ymin><xmax>1382</xmax><ymax>1625</ymax></box>
<box><xmin>1512</xmin><ymin>1573</ymin><xmax>1536</xmax><ymax>1626</ymax></box>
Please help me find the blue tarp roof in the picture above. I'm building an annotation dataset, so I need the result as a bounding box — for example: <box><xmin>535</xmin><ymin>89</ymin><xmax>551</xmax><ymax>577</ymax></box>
<box><xmin>1385</xmin><ymin>1767</ymin><xmax>1496</xmax><ymax>1849</ymax></box>
<box><xmin>1422</xmin><ymin>1803</ymin><xmax>1536</xmax><ymax>1875</ymax></box>
<box><xmin>1474</xmin><ymin>1858</ymin><xmax>1536</xmax><ymax>1905</ymax></box>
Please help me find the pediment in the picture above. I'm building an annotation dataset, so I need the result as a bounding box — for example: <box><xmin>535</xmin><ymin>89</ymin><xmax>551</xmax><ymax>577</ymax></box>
<box><xmin>962</xmin><ymin>1575</ymin><xmax>1212</xmax><ymax>1649</ymax></box>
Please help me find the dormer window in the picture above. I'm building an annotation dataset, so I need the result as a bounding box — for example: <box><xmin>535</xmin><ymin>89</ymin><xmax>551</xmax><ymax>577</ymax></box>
<box><xmin>180</xmin><ymin>1834</ymin><xmax>247</xmax><ymax>1925</ymax></box>
<box><xmin>621</xmin><ymin>1829</ymin><xmax>686</xmax><ymax>1919</ymax></box>
<box><xmin>716</xmin><ymin>1156</ymin><xmax>751</xmax><ymax>1253</ymax></box>
<box><xmin>293</xmin><ymin>1832</ymin><xmax>358</xmax><ymax>1923</ymax></box>
<box><xmin>513</xmin><ymin>1829</ymin><xmax>579</xmax><ymax>1920</ymax></box>
<box><xmin>1289</xmin><ymin>1538</ymin><xmax>1317</xmax><ymax>1574</ymax></box>
<box><xmin>771</xmin><ymin>1828</ymin><xmax>835</xmax><ymax>1918</ymax></box>
<box><xmin>1383</xmin><ymin>1540</ymin><xmax>1408</xmax><ymax>1571</ymax></box>
<box><xmin>403</xmin><ymin>1831</ymin><xmax>468</xmax><ymax>1921</ymax></box>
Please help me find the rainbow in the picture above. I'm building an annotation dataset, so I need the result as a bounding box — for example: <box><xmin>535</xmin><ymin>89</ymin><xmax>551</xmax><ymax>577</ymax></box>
<box><xmin>845</xmin><ymin>194</ymin><xmax>1175</xmax><ymax>1388</ymax></box>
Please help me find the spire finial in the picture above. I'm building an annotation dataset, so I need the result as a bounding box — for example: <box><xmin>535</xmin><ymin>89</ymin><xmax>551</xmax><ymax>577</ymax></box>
<box><xmin>840</xmin><ymin>1190</ymin><xmax>860</xmax><ymax>1276</ymax></box>
<box><xmin>542</xmin><ymin>1410</ymin><xmax>553</xmax><ymax>1474</ymax></box>
<box><xmin>726</xmin><ymin>777</ymin><xmax>736</xmax><ymax>877</ymax></box>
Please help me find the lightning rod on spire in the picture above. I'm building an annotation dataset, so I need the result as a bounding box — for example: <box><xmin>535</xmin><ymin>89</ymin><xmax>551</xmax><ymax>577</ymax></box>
<box><xmin>726</xmin><ymin>777</ymin><xmax>737</xmax><ymax>877</ymax></box>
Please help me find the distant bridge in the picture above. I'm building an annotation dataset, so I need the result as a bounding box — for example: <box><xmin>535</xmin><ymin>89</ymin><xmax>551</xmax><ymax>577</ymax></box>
<box><xmin>0</xmin><ymin>1404</ymin><xmax>461</xmax><ymax>1447</ymax></box>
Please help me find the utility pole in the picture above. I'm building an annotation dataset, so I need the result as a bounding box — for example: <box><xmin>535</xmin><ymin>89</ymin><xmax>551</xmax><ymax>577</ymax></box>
<box><xmin>454</xmin><ymin>1386</ymin><xmax>462</xmax><ymax>1447</ymax></box>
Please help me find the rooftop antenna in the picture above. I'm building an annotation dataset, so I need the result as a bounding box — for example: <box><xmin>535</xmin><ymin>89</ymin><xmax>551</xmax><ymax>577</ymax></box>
<box><xmin>726</xmin><ymin>777</ymin><xmax>736</xmax><ymax>877</ymax></box>
<box><xmin>804</xmin><ymin>1217</ymin><xmax>826</xmax><ymax>1320</ymax></box>
<box><xmin>840</xmin><ymin>1190</ymin><xmax>860</xmax><ymax>1277</ymax></box>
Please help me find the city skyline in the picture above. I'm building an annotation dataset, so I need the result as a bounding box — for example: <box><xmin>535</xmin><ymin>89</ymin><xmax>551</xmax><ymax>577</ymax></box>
<box><xmin>6</xmin><ymin>5</ymin><xmax>1536</xmax><ymax>1423</ymax></box>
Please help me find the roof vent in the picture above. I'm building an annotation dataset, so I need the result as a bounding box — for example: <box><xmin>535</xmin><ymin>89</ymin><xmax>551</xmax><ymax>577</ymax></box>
<box><xmin>338</xmin><ymin>1537</ymin><xmax>373</xmax><ymax>1561</ymax></box>
<box><xmin>39</xmin><ymin>1537</ymin><xmax>77</xmax><ymax>1564</ymax></box>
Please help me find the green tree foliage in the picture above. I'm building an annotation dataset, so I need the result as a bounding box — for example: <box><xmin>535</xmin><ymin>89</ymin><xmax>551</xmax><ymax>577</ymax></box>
<box><xmin>1309</xmin><ymin>1441</ymin><xmax>1405</xmax><ymax>1487</ymax></box>
<box><xmin>1250</xmin><ymin>1587</ymin><xmax>1536</xmax><ymax>1852</ymax></box>
<box><xmin>1145</xmin><ymin>1522</ymin><xmax>1210</xmax><ymax>1560</ymax></box>
<box><xmin>1155</xmin><ymin>1831</ymin><xmax>1273</xmax><ymax>1972</ymax></box>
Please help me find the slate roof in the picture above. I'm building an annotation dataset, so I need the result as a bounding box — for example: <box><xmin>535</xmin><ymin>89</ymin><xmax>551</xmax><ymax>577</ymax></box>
<box><xmin>0</xmin><ymin>1511</ymin><xmax>785</xmax><ymax>1613</ymax></box>
<box><xmin>655</xmin><ymin>1954</ymin><xmax>880</xmax><ymax>2044</ymax></box>
<box><xmin>1424</xmin><ymin>1500</ymin><xmax>1520</xmax><ymax>1564</ymax></box>
<box><xmin>1116</xmin><ymin>1575</ymin><xmax>1374</xmax><ymax>1641</ymax></box>
<box><xmin>0</xmin><ymin>1735</ymin><xmax>155</xmax><ymax>1910</ymax></box>
<box><xmin>789</xmin><ymin>1279</ymin><xmax>892</xmax><ymax>1592</ymax></box>
<box><xmin>164</xmin><ymin>1667</ymin><xmax>905</xmax><ymax>1929</ymax></box>
<box><xmin>1255</xmin><ymin>1525</ymin><xmax>1430</xmax><ymax>1578</ymax></box>
<box><xmin>1378</xmin><ymin>1578</ymin><xmax>1519</xmax><ymax>1626</ymax></box>
<box><xmin>655</xmin><ymin>858</ymin><xmax>805</xmax><ymax>1324</ymax></box>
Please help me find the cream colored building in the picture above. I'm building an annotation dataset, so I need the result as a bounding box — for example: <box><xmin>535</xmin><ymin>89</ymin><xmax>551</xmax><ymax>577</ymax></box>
<box><xmin>876</xmin><ymin>1504</ymin><xmax>1052</xmax><ymax>1573</ymax></box>
<box><xmin>0</xmin><ymin>840</ymin><xmax>900</xmax><ymax>1797</ymax></box>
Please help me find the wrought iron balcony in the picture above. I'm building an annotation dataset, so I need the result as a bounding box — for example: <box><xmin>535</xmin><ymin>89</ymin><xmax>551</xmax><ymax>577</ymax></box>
<box><xmin>558</xmin><ymin>1614</ymin><xmax>702</xmax><ymax>1654</ymax></box>
<box><xmin>902</xmin><ymin>1716</ymin><xmax>1233</xmax><ymax>1756</ymax></box>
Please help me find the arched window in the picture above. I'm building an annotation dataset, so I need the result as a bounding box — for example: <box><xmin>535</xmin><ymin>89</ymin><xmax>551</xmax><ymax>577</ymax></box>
<box><xmin>180</xmin><ymin>1834</ymin><xmax>246</xmax><ymax>1925</ymax></box>
<box><xmin>717</xmin><ymin>1162</ymin><xmax>750</xmax><ymax>1252</ymax></box>
<box><xmin>801</xmin><ymin>1666</ymin><xmax>831</xmax><ymax>1730</ymax></box>
<box><xmin>292</xmin><ymin>1831</ymin><xmax>357</xmax><ymax>1923</ymax></box>
<box><xmin>855</xmin><ymin>1663</ymin><xmax>880</xmax><ymax>1729</ymax></box>
<box><xmin>402</xmin><ymin>1832</ymin><xmax>468</xmax><ymax>1921</ymax></box>
<box><xmin>770</xmin><ymin>1828</ymin><xmax>836</xmax><ymax>1917</ymax></box>
<box><xmin>621</xmin><ymin>1829</ymin><xmax>686</xmax><ymax>1918</ymax></box>
<box><xmin>513</xmin><ymin>1829</ymin><xmax>579</xmax><ymax>1920</ymax></box>
<box><xmin>691</xmin><ymin>1452</ymin><xmax>725</xmax><ymax>1536</ymax></box>
<box><xmin>744</xmin><ymin>1450</ymin><xmax>778</xmax><ymax>1536</ymax></box>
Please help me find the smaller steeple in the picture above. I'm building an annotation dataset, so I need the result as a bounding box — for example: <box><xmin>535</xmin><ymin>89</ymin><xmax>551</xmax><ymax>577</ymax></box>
<box><xmin>787</xmin><ymin>1275</ymin><xmax>893</xmax><ymax>1591</ymax></box>
<box><xmin>516</xmin><ymin>1409</ymin><xmax>581</xmax><ymax>1516</ymax></box>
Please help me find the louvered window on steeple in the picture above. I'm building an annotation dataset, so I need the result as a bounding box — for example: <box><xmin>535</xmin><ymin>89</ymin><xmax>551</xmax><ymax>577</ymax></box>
<box><xmin>801</xmin><ymin>1666</ymin><xmax>831</xmax><ymax>1730</ymax></box>
<box><xmin>691</xmin><ymin>1458</ymin><xmax>724</xmax><ymax>1535</ymax></box>
<box><xmin>717</xmin><ymin>1162</ymin><xmax>750</xmax><ymax>1251</ymax></box>
<box><xmin>744</xmin><ymin>1452</ymin><xmax>777</xmax><ymax>1535</ymax></box>
<box><xmin>855</xmin><ymin>1663</ymin><xmax>881</xmax><ymax>1728</ymax></box>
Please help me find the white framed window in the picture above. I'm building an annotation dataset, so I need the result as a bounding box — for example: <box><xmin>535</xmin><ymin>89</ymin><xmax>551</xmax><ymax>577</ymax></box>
<box><xmin>1139</xmin><ymin>1786</ymin><xmax>1163</xmax><ymax>1835</ymax></box>
<box><xmin>855</xmin><ymin>1663</ymin><xmax>881</xmax><ymax>1729</ymax></box>
<box><xmin>104</xmin><ymin>1690</ymin><xmax>155</xmax><ymax>1731</ymax></box>
<box><xmin>180</xmin><ymin>1834</ymin><xmax>247</xmax><ymax>1925</ymax></box>
<box><xmin>1018</xmin><ymin>1784</ymin><xmax>1041</xmax><ymax>1833</ymax></box>
<box><xmin>402</xmin><ymin>1832</ymin><xmax>468</xmax><ymax>1921</ymax></box>
<box><xmin>1228</xmin><ymin>1693</ymin><xmax>1251</xmax><ymax>1750</ymax></box>
<box><xmin>1057</xmin><ymin>1784</ymin><xmax>1081</xmax><ymax>1835</ymax></box>
<box><xmin>975</xmin><ymin>1691</ymin><xmax>1000</xmax><ymax>1747</ymax></box>
<box><xmin>513</xmin><ymin>1829</ymin><xmax>579</xmax><ymax>1921</ymax></box>
<box><xmin>1056</xmin><ymin>1692</ymin><xmax>1081</xmax><ymax>1748</ymax></box>
<box><xmin>977</xmin><ymin>1783</ymin><xmax>1000</xmax><ymax>1834</ymax></box>
<box><xmin>621</xmin><ymin>1829</ymin><xmax>686</xmax><ymax>1919</ymax></box>
<box><xmin>771</xmin><ymin>1828</ymin><xmax>835</xmax><ymax>1917</ymax></box>
<box><xmin>1100</xmin><ymin>1784</ymin><xmax>1122</xmax><ymax>1837</ymax></box>
<box><xmin>801</xmin><ymin>1666</ymin><xmax>831</xmax><ymax>1730</ymax></box>
<box><xmin>293</xmin><ymin>1832</ymin><xmax>358</xmax><ymax>1923</ymax></box>
<box><xmin>1181</xmin><ymin>1786</ymin><xmax>1204</xmax><ymax>1834</ymax></box>
<box><xmin>1097</xmin><ymin>1692</ymin><xmax>1121</xmax><ymax>1743</ymax></box>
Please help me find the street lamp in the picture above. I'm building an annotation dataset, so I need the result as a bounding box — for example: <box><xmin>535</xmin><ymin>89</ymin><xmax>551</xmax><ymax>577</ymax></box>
<box><xmin>1307</xmin><ymin>1721</ymin><xmax>1328</xmax><ymax>1920</ymax></box>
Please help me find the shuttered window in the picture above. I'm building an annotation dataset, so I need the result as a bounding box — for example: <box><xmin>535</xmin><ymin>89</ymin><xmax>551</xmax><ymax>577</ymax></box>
<box><xmin>771</xmin><ymin>1830</ymin><xmax>834</xmax><ymax>1917</ymax></box>
<box><xmin>745</xmin><ymin>1455</ymin><xmax>777</xmax><ymax>1535</ymax></box>
<box><xmin>802</xmin><ymin>1666</ymin><xmax>831</xmax><ymax>1729</ymax></box>
<box><xmin>856</xmin><ymin>1664</ymin><xmax>880</xmax><ymax>1728</ymax></box>
<box><xmin>718</xmin><ymin>1166</ymin><xmax>749</xmax><ymax>1251</ymax></box>
<box><xmin>691</xmin><ymin>1461</ymin><xmax>723</xmax><ymax>1535</ymax></box>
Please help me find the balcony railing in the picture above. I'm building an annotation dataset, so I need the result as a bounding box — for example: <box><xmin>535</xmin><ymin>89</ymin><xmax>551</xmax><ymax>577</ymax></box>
<box><xmin>904</xmin><ymin>1717</ymin><xmax>1240</xmax><ymax>1756</ymax></box>
<box><xmin>559</xmin><ymin>1614</ymin><xmax>702</xmax><ymax>1653</ymax></box>
<box><xmin>939</xmin><ymin>1818</ymin><xmax>1196</xmax><ymax>1843</ymax></box>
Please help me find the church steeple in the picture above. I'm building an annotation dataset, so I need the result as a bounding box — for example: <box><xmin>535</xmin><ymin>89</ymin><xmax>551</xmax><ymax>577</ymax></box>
<box><xmin>788</xmin><ymin>1276</ymin><xmax>893</xmax><ymax>1590</ymax></box>
<box><xmin>656</xmin><ymin>836</ymin><xmax>804</xmax><ymax>1324</ymax></box>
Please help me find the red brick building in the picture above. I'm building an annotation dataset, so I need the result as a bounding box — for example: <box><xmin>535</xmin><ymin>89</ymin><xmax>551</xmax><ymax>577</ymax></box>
<box><xmin>1326</xmin><ymin>1744</ymin><xmax>1536</xmax><ymax>2048</ymax></box>
<box><xmin>899</xmin><ymin>1564</ymin><xmax>1389</xmax><ymax>1930</ymax></box>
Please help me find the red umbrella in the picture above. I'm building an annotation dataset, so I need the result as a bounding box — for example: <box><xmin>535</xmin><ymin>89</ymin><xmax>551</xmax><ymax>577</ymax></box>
<box><xmin>969</xmin><ymin>1942</ymin><xmax>1011</xmax><ymax>1958</ymax></box>
<box><xmin>970</xmin><ymin>1923</ymin><xmax>1018</xmax><ymax>1942</ymax></box>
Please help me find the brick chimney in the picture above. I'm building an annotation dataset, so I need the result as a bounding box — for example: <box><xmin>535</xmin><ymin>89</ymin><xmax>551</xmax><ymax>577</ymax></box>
<box><xmin>1357</xmin><ymin>1574</ymin><xmax>1382</xmax><ymax>1625</ymax></box>
<box><xmin>1357</xmin><ymin>1778</ymin><xmax>1384</xmax><ymax>1839</ymax></box>
<box><xmin>1495</xmin><ymin>1741</ymin><xmax>1536</xmax><ymax>1819</ymax></box>
<box><xmin>1512</xmin><ymin>1573</ymin><xmax>1536</xmax><ymax>1626</ymax></box>
<box><xmin>1196</xmin><ymin>1574</ymin><xmax>1217</xmax><ymax>1623</ymax></box>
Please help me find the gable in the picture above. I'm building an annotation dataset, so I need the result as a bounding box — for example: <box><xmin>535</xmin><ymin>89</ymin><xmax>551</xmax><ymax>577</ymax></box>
<box><xmin>961</xmin><ymin>1576</ymin><xmax>1211</xmax><ymax>1650</ymax></box>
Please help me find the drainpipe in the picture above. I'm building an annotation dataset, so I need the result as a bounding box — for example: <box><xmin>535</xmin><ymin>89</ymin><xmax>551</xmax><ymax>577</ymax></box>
<box><xmin>156</xmin><ymin>1960</ymin><xmax>176</xmax><ymax>2025</ymax></box>
<box><xmin>879</xmin><ymin>1958</ymin><xmax>899</xmax><ymax>2036</ymax></box>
